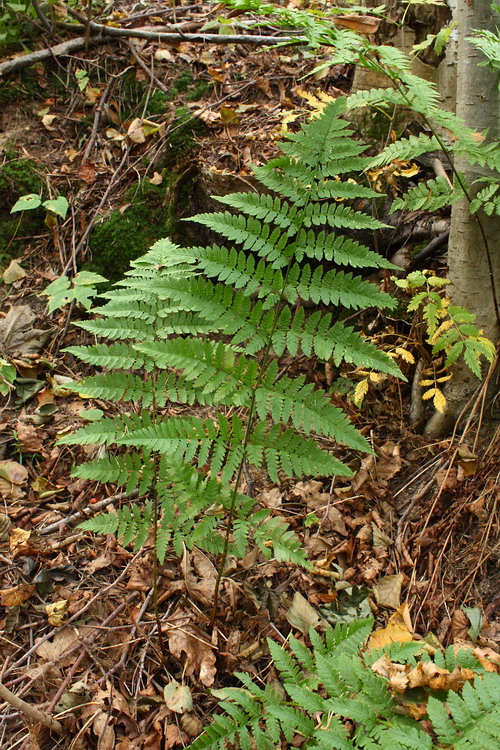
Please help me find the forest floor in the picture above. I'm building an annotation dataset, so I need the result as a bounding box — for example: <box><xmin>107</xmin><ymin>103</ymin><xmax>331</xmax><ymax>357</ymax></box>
<box><xmin>0</xmin><ymin>3</ymin><xmax>499</xmax><ymax>749</ymax></box>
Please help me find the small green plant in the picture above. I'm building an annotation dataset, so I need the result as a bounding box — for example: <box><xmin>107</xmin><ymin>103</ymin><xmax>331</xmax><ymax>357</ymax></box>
<box><xmin>41</xmin><ymin>271</ymin><xmax>108</xmax><ymax>314</ymax></box>
<box><xmin>0</xmin><ymin>359</ymin><xmax>16</xmax><ymax>397</ymax></box>
<box><xmin>57</xmin><ymin>99</ymin><xmax>400</xmax><ymax>582</ymax></box>
<box><xmin>10</xmin><ymin>194</ymin><xmax>69</xmax><ymax>220</ymax></box>
<box><xmin>189</xmin><ymin>617</ymin><xmax>500</xmax><ymax>749</ymax></box>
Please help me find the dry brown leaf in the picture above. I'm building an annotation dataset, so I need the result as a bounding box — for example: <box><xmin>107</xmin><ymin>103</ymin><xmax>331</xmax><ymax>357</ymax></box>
<box><xmin>472</xmin><ymin>646</ymin><xmax>500</xmax><ymax>672</ymax></box>
<box><xmin>78</xmin><ymin>161</ymin><xmax>96</xmax><ymax>184</ymax></box>
<box><xmin>293</xmin><ymin>480</ymin><xmax>347</xmax><ymax>535</ymax></box>
<box><xmin>167</xmin><ymin>628</ymin><xmax>217</xmax><ymax>687</ymax></box>
<box><xmin>286</xmin><ymin>592</ymin><xmax>321</xmax><ymax>634</ymax></box>
<box><xmin>407</xmin><ymin>661</ymin><xmax>475</xmax><ymax>692</ymax></box>
<box><xmin>258</xmin><ymin>487</ymin><xmax>282</xmax><ymax>508</ymax></box>
<box><xmin>164</xmin><ymin>724</ymin><xmax>188</xmax><ymax>748</ymax></box>
<box><xmin>181</xmin><ymin>547</ymin><xmax>217</xmax><ymax>606</ymax></box>
<box><xmin>1</xmin><ymin>583</ymin><xmax>35</xmax><ymax>607</ymax></box>
<box><xmin>372</xmin><ymin>574</ymin><xmax>404</xmax><ymax>609</ymax></box>
<box><xmin>3</xmin><ymin>259</ymin><xmax>26</xmax><ymax>284</ymax></box>
<box><xmin>0</xmin><ymin>460</ymin><xmax>28</xmax><ymax>485</ymax></box>
<box><xmin>92</xmin><ymin>711</ymin><xmax>115</xmax><ymax>750</ymax></box>
<box><xmin>86</xmin><ymin>554</ymin><xmax>114</xmax><ymax>574</ymax></box>
<box><xmin>181</xmin><ymin>712</ymin><xmax>204</xmax><ymax>738</ymax></box>
<box><xmin>35</xmin><ymin>626</ymin><xmax>80</xmax><ymax>662</ymax></box>
<box><xmin>15</xmin><ymin>422</ymin><xmax>46</xmax><ymax>453</ymax></box>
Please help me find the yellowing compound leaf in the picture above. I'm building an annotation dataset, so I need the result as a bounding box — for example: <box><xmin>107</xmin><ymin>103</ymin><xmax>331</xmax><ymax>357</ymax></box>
<box><xmin>433</xmin><ymin>388</ymin><xmax>447</xmax><ymax>413</ymax></box>
<box><xmin>353</xmin><ymin>378</ymin><xmax>369</xmax><ymax>406</ymax></box>
<box><xmin>395</xmin><ymin>347</ymin><xmax>415</xmax><ymax>364</ymax></box>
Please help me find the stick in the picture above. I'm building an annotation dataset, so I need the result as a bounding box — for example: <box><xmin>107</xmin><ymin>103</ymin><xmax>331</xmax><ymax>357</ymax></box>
<box><xmin>0</xmin><ymin>682</ymin><xmax>63</xmax><ymax>735</ymax></box>
<box><xmin>0</xmin><ymin>36</ymin><xmax>105</xmax><ymax>76</ymax></box>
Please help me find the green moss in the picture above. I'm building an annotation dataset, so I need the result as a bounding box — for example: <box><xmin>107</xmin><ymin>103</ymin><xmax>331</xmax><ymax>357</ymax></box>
<box><xmin>88</xmin><ymin>172</ymin><xmax>195</xmax><ymax>281</ymax></box>
<box><xmin>0</xmin><ymin>157</ymin><xmax>45</xmax><ymax>262</ymax></box>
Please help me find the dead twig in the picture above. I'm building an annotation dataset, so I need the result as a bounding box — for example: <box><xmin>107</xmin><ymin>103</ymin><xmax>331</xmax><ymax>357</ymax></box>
<box><xmin>38</xmin><ymin>489</ymin><xmax>139</xmax><ymax>535</ymax></box>
<box><xmin>0</xmin><ymin>36</ymin><xmax>105</xmax><ymax>77</ymax></box>
<box><xmin>0</xmin><ymin>681</ymin><xmax>63</xmax><ymax>735</ymax></box>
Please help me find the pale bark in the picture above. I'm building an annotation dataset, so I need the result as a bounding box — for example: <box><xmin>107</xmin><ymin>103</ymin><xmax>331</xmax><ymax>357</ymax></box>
<box><xmin>424</xmin><ymin>0</ymin><xmax>500</xmax><ymax>437</ymax></box>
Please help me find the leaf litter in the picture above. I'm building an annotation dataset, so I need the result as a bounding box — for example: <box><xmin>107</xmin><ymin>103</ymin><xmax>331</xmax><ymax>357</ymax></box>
<box><xmin>0</xmin><ymin>2</ymin><xmax>499</xmax><ymax>746</ymax></box>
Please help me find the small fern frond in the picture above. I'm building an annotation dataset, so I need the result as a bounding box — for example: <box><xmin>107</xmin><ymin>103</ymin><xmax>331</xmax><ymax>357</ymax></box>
<box><xmin>64</xmin><ymin>342</ymin><xmax>150</xmax><ymax>370</ymax></box>
<box><xmin>391</xmin><ymin>176</ymin><xmax>464</xmax><ymax>212</ymax></box>
<box><xmin>369</xmin><ymin>134</ymin><xmax>442</xmax><ymax>168</ymax></box>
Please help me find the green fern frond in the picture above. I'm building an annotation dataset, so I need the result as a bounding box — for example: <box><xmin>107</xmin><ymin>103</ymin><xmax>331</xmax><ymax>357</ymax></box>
<box><xmin>369</xmin><ymin>134</ymin><xmax>442</xmax><ymax>168</ymax></box>
<box><xmin>391</xmin><ymin>176</ymin><xmax>464</xmax><ymax>212</ymax></box>
<box><xmin>64</xmin><ymin>342</ymin><xmax>150</xmax><ymax>370</ymax></box>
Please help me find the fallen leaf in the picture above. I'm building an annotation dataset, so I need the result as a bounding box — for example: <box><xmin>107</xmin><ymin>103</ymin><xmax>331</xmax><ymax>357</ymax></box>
<box><xmin>166</xmin><ymin>627</ymin><xmax>217</xmax><ymax>687</ymax></box>
<box><xmin>46</xmin><ymin>599</ymin><xmax>69</xmax><ymax>626</ymax></box>
<box><xmin>407</xmin><ymin>661</ymin><xmax>474</xmax><ymax>691</ymax></box>
<box><xmin>258</xmin><ymin>487</ymin><xmax>282</xmax><ymax>508</ymax></box>
<box><xmin>163</xmin><ymin>680</ymin><xmax>193</xmax><ymax>713</ymax></box>
<box><xmin>3</xmin><ymin>259</ymin><xmax>26</xmax><ymax>284</ymax></box>
<box><xmin>0</xmin><ymin>513</ymin><xmax>12</xmax><ymax>541</ymax></box>
<box><xmin>286</xmin><ymin>592</ymin><xmax>321</xmax><ymax>634</ymax></box>
<box><xmin>0</xmin><ymin>460</ymin><xmax>28</xmax><ymax>485</ymax></box>
<box><xmin>372</xmin><ymin>574</ymin><xmax>404</xmax><ymax>609</ymax></box>
<box><xmin>41</xmin><ymin>114</ymin><xmax>57</xmax><ymax>130</ymax></box>
<box><xmin>35</xmin><ymin>625</ymin><xmax>80</xmax><ymax>662</ymax></box>
<box><xmin>1</xmin><ymin>583</ymin><xmax>35</xmax><ymax>607</ymax></box>
<box><xmin>9</xmin><ymin>527</ymin><xmax>31</xmax><ymax>554</ymax></box>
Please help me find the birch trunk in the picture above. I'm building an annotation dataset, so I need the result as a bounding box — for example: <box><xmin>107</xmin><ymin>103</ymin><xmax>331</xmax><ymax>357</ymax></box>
<box><xmin>424</xmin><ymin>0</ymin><xmax>500</xmax><ymax>437</ymax></box>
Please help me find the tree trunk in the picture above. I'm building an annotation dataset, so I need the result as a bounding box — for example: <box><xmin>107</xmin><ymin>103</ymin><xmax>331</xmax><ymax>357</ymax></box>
<box><xmin>424</xmin><ymin>0</ymin><xmax>500</xmax><ymax>437</ymax></box>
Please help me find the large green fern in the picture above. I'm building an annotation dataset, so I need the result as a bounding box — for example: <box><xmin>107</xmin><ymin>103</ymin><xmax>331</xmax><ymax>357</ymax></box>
<box><xmin>61</xmin><ymin>98</ymin><xmax>400</xmax><ymax>565</ymax></box>
<box><xmin>189</xmin><ymin>617</ymin><xmax>500</xmax><ymax>749</ymax></box>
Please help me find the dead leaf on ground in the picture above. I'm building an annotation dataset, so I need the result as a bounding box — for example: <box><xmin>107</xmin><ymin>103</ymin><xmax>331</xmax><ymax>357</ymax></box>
<box><xmin>373</xmin><ymin>574</ymin><xmax>404</xmax><ymax>609</ymax></box>
<box><xmin>292</xmin><ymin>480</ymin><xmax>347</xmax><ymax>535</ymax></box>
<box><xmin>181</xmin><ymin>547</ymin><xmax>217</xmax><ymax>606</ymax></box>
<box><xmin>35</xmin><ymin>625</ymin><xmax>80</xmax><ymax>663</ymax></box>
<box><xmin>15</xmin><ymin>422</ymin><xmax>47</xmax><ymax>453</ymax></box>
<box><xmin>1</xmin><ymin>583</ymin><xmax>35</xmax><ymax>607</ymax></box>
<box><xmin>0</xmin><ymin>305</ymin><xmax>53</xmax><ymax>355</ymax></box>
<box><xmin>3</xmin><ymin>259</ymin><xmax>26</xmax><ymax>284</ymax></box>
<box><xmin>92</xmin><ymin>711</ymin><xmax>115</xmax><ymax>750</ymax></box>
<box><xmin>163</xmin><ymin>680</ymin><xmax>193</xmax><ymax>713</ymax></box>
<box><xmin>367</xmin><ymin>605</ymin><xmax>414</xmax><ymax>650</ymax></box>
<box><xmin>258</xmin><ymin>487</ymin><xmax>282</xmax><ymax>508</ymax></box>
<box><xmin>85</xmin><ymin>553</ymin><xmax>114</xmax><ymax>574</ymax></box>
<box><xmin>46</xmin><ymin>599</ymin><xmax>68</xmax><ymax>626</ymax></box>
<box><xmin>0</xmin><ymin>460</ymin><xmax>28</xmax><ymax>485</ymax></box>
<box><xmin>407</xmin><ymin>661</ymin><xmax>474</xmax><ymax>691</ymax></box>
<box><xmin>164</xmin><ymin>724</ymin><xmax>189</xmax><ymax>748</ymax></box>
<box><xmin>167</xmin><ymin>627</ymin><xmax>217</xmax><ymax>687</ymax></box>
<box><xmin>286</xmin><ymin>592</ymin><xmax>322</xmax><ymax>634</ymax></box>
<box><xmin>0</xmin><ymin>513</ymin><xmax>12</xmax><ymax>541</ymax></box>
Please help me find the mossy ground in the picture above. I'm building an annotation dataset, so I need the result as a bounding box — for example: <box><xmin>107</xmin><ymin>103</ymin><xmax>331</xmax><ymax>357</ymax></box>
<box><xmin>0</xmin><ymin>158</ymin><xmax>45</xmax><ymax>263</ymax></box>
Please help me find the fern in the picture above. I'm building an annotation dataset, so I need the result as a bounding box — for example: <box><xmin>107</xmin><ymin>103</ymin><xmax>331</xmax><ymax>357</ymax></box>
<box><xmin>62</xmin><ymin>98</ymin><xmax>401</xmax><ymax>569</ymax></box>
<box><xmin>191</xmin><ymin>618</ymin><xmax>500</xmax><ymax>749</ymax></box>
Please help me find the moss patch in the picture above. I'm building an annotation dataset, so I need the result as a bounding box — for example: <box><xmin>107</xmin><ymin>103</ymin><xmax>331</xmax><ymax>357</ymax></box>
<box><xmin>88</xmin><ymin>171</ymin><xmax>196</xmax><ymax>281</ymax></box>
<box><xmin>0</xmin><ymin>157</ymin><xmax>45</xmax><ymax>262</ymax></box>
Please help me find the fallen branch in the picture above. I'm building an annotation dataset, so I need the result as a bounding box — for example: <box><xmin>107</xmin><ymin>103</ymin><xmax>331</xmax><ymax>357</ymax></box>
<box><xmin>0</xmin><ymin>36</ymin><xmax>105</xmax><ymax>76</ymax></box>
<box><xmin>39</xmin><ymin>489</ymin><xmax>139</xmax><ymax>535</ymax></box>
<box><xmin>0</xmin><ymin>681</ymin><xmax>63</xmax><ymax>735</ymax></box>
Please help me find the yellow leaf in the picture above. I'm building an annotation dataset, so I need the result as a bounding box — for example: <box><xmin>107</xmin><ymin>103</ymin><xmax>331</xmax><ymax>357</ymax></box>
<box><xmin>353</xmin><ymin>378</ymin><xmax>369</xmax><ymax>406</ymax></box>
<box><xmin>419</xmin><ymin>379</ymin><xmax>435</xmax><ymax>387</ymax></box>
<box><xmin>422</xmin><ymin>388</ymin><xmax>436</xmax><ymax>401</ymax></box>
<box><xmin>436</xmin><ymin>374</ymin><xmax>452</xmax><ymax>383</ymax></box>
<box><xmin>395</xmin><ymin>347</ymin><xmax>415</xmax><ymax>364</ymax></box>
<box><xmin>46</xmin><ymin>599</ymin><xmax>68</xmax><ymax>627</ymax></box>
<box><xmin>429</xmin><ymin>319</ymin><xmax>454</xmax><ymax>344</ymax></box>
<box><xmin>369</xmin><ymin>372</ymin><xmax>386</xmax><ymax>383</ymax></box>
<box><xmin>433</xmin><ymin>389</ymin><xmax>447</xmax><ymax>413</ymax></box>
